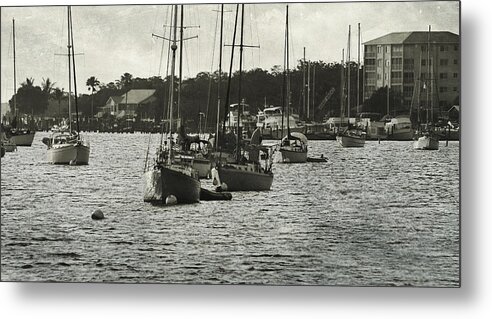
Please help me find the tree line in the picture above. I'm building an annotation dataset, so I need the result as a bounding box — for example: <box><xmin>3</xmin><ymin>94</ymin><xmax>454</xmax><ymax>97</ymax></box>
<box><xmin>7</xmin><ymin>60</ymin><xmax>422</xmax><ymax>131</ymax></box>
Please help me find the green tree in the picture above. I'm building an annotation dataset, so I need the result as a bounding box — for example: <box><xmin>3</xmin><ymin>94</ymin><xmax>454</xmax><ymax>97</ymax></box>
<box><xmin>86</xmin><ymin>76</ymin><xmax>100</xmax><ymax>123</ymax></box>
<box><xmin>51</xmin><ymin>87</ymin><xmax>65</xmax><ymax>118</ymax></box>
<box><xmin>15</xmin><ymin>78</ymin><xmax>49</xmax><ymax>116</ymax></box>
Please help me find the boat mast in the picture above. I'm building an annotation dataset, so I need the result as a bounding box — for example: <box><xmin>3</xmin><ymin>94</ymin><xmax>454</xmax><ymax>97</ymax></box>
<box><xmin>220</xmin><ymin>4</ymin><xmax>238</xmax><ymax>139</ymax></box>
<box><xmin>340</xmin><ymin>49</ymin><xmax>345</xmax><ymax>126</ymax></box>
<box><xmin>236</xmin><ymin>3</ymin><xmax>245</xmax><ymax>163</ymax></box>
<box><xmin>426</xmin><ymin>25</ymin><xmax>431</xmax><ymax>129</ymax></box>
<box><xmin>302</xmin><ymin>47</ymin><xmax>306</xmax><ymax>120</ymax></box>
<box><xmin>347</xmin><ymin>25</ymin><xmax>351</xmax><ymax>120</ymax></box>
<box><xmin>357</xmin><ymin>23</ymin><xmax>360</xmax><ymax>114</ymax></box>
<box><xmin>67</xmin><ymin>7</ymin><xmax>72</xmax><ymax>133</ymax></box>
<box><xmin>69</xmin><ymin>7</ymin><xmax>80</xmax><ymax>134</ymax></box>
<box><xmin>215</xmin><ymin>4</ymin><xmax>224</xmax><ymax>148</ymax></box>
<box><xmin>168</xmin><ymin>4</ymin><xmax>178</xmax><ymax>165</ymax></box>
<box><xmin>286</xmin><ymin>5</ymin><xmax>290</xmax><ymax>137</ymax></box>
<box><xmin>281</xmin><ymin>6</ymin><xmax>287</xmax><ymax>140</ymax></box>
<box><xmin>178</xmin><ymin>5</ymin><xmax>184</xmax><ymax>126</ymax></box>
<box><xmin>12</xmin><ymin>19</ymin><xmax>17</xmax><ymax>118</ymax></box>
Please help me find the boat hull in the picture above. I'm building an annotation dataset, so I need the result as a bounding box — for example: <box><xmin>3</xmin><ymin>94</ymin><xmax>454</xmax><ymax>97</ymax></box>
<box><xmin>386</xmin><ymin>129</ymin><xmax>414</xmax><ymax>141</ymax></box>
<box><xmin>47</xmin><ymin>143</ymin><xmax>90</xmax><ymax>165</ymax></box>
<box><xmin>217</xmin><ymin>164</ymin><xmax>273</xmax><ymax>191</ymax></box>
<box><xmin>280</xmin><ymin>148</ymin><xmax>308</xmax><ymax>163</ymax></box>
<box><xmin>175</xmin><ymin>155</ymin><xmax>211</xmax><ymax>179</ymax></box>
<box><xmin>10</xmin><ymin>131</ymin><xmax>35</xmax><ymax>146</ymax></box>
<box><xmin>336</xmin><ymin>134</ymin><xmax>366</xmax><ymax>148</ymax></box>
<box><xmin>413</xmin><ymin>135</ymin><xmax>439</xmax><ymax>150</ymax></box>
<box><xmin>144</xmin><ymin>165</ymin><xmax>200</xmax><ymax>204</ymax></box>
<box><xmin>3</xmin><ymin>142</ymin><xmax>17</xmax><ymax>152</ymax></box>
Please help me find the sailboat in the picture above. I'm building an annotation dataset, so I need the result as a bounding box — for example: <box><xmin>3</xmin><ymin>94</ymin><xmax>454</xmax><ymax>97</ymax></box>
<box><xmin>336</xmin><ymin>25</ymin><xmax>366</xmax><ymax>148</ymax></box>
<box><xmin>42</xmin><ymin>7</ymin><xmax>90</xmax><ymax>165</ymax></box>
<box><xmin>279</xmin><ymin>5</ymin><xmax>308</xmax><ymax>163</ymax></box>
<box><xmin>413</xmin><ymin>25</ymin><xmax>439</xmax><ymax>150</ymax></box>
<box><xmin>143</xmin><ymin>5</ymin><xmax>201</xmax><ymax>204</ymax></box>
<box><xmin>8</xmin><ymin>18</ymin><xmax>35</xmax><ymax>147</ymax></box>
<box><xmin>216</xmin><ymin>4</ymin><xmax>274</xmax><ymax>192</ymax></box>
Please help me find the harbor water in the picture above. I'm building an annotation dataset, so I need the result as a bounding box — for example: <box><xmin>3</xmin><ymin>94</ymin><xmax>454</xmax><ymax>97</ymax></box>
<box><xmin>0</xmin><ymin>132</ymin><xmax>460</xmax><ymax>286</ymax></box>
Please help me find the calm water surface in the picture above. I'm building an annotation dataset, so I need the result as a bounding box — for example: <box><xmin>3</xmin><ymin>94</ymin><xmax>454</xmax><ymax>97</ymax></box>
<box><xmin>1</xmin><ymin>132</ymin><xmax>460</xmax><ymax>286</ymax></box>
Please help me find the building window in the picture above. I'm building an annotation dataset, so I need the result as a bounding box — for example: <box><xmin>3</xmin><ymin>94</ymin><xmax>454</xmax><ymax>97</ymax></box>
<box><xmin>392</xmin><ymin>45</ymin><xmax>403</xmax><ymax>52</ymax></box>
<box><xmin>439</xmin><ymin>73</ymin><xmax>448</xmax><ymax>79</ymax></box>
<box><xmin>421</xmin><ymin>59</ymin><xmax>426</xmax><ymax>66</ymax></box>
<box><xmin>391</xmin><ymin>57</ymin><xmax>403</xmax><ymax>66</ymax></box>
<box><xmin>440</xmin><ymin>59</ymin><xmax>448</xmax><ymax>66</ymax></box>
<box><xmin>453</xmin><ymin>73</ymin><xmax>458</xmax><ymax>78</ymax></box>
<box><xmin>377</xmin><ymin>46</ymin><xmax>381</xmax><ymax>53</ymax></box>
<box><xmin>403</xmin><ymin>86</ymin><xmax>413</xmax><ymax>97</ymax></box>
<box><xmin>377</xmin><ymin>73</ymin><xmax>381</xmax><ymax>80</ymax></box>
<box><xmin>454</xmin><ymin>59</ymin><xmax>458</xmax><ymax>65</ymax></box>
<box><xmin>365</xmin><ymin>58</ymin><xmax>375</xmax><ymax>65</ymax></box>
<box><xmin>391</xmin><ymin>71</ymin><xmax>402</xmax><ymax>79</ymax></box>
<box><xmin>453</xmin><ymin>87</ymin><xmax>458</xmax><ymax>92</ymax></box>
<box><xmin>377</xmin><ymin>59</ymin><xmax>382</xmax><ymax>67</ymax></box>
<box><xmin>421</xmin><ymin>45</ymin><xmax>427</xmax><ymax>52</ymax></box>
<box><xmin>403</xmin><ymin>72</ymin><xmax>414</xmax><ymax>81</ymax></box>
<box><xmin>421</xmin><ymin>72</ymin><xmax>426</xmax><ymax>80</ymax></box>
<box><xmin>454</xmin><ymin>45</ymin><xmax>459</xmax><ymax>51</ymax></box>
<box><xmin>439</xmin><ymin>87</ymin><xmax>448</xmax><ymax>93</ymax></box>
<box><xmin>404</xmin><ymin>58</ymin><xmax>414</xmax><ymax>68</ymax></box>
<box><xmin>384</xmin><ymin>73</ymin><xmax>388</xmax><ymax>80</ymax></box>
<box><xmin>386</xmin><ymin>46</ymin><xmax>390</xmax><ymax>53</ymax></box>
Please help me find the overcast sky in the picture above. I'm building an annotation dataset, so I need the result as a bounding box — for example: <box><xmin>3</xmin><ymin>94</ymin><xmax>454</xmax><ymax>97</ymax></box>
<box><xmin>0</xmin><ymin>1</ymin><xmax>459</xmax><ymax>103</ymax></box>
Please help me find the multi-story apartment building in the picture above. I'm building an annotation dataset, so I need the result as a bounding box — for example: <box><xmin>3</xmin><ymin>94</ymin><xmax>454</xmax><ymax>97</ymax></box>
<box><xmin>363</xmin><ymin>31</ymin><xmax>459</xmax><ymax>113</ymax></box>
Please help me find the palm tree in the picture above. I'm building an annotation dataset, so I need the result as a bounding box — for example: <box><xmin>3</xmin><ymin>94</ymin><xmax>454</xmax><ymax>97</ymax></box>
<box><xmin>41</xmin><ymin>77</ymin><xmax>55</xmax><ymax>95</ymax></box>
<box><xmin>86</xmin><ymin>76</ymin><xmax>100</xmax><ymax>127</ymax></box>
<box><xmin>118</xmin><ymin>73</ymin><xmax>133</xmax><ymax>120</ymax></box>
<box><xmin>51</xmin><ymin>87</ymin><xmax>65</xmax><ymax>120</ymax></box>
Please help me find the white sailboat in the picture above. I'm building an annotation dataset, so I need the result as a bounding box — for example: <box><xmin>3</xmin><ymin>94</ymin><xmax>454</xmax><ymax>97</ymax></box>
<box><xmin>216</xmin><ymin>4</ymin><xmax>274</xmax><ymax>192</ymax></box>
<box><xmin>413</xmin><ymin>25</ymin><xmax>439</xmax><ymax>151</ymax></box>
<box><xmin>279</xmin><ymin>5</ymin><xmax>308</xmax><ymax>163</ymax></box>
<box><xmin>336</xmin><ymin>25</ymin><xmax>366</xmax><ymax>148</ymax></box>
<box><xmin>144</xmin><ymin>5</ymin><xmax>201</xmax><ymax>204</ymax></box>
<box><xmin>43</xmin><ymin>6</ymin><xmax>90</xmax><ymax>165</ymax></box>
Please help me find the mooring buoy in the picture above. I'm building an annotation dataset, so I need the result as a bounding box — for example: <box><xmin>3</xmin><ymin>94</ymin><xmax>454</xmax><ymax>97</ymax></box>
<box><xmin>91</xmin><ymin>209</ymin><xmax>105</xmax><ymax>220</ymax></box>
<box><xmin>166</xmin><ymin>195</ymin><xmax>177</xmax><ymax>205</ymax></box>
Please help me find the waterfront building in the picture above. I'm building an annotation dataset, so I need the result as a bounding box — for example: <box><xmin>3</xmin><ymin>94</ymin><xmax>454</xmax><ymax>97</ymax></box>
<box><xmin>98</xmin><ymin>89</ymin><xmax>157</xmax><ymax>119</ymax></box>
<box><xmin>363</xmin><ymin>31</ymin><xmax>460</xmax><ymax>114</ymax></box>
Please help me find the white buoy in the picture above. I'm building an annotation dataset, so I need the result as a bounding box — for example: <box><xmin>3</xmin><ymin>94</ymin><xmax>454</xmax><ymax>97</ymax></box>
<box><xmin>166</xmin><ymin>195</ymin><xmax>177</xmax><ymax>205</ymax></box>
<box><xmin>221</xmin><ymin>182</ymin><xmax>228</xmax><ymax>191</ymax></box>
<box><xmin>91</xmin><ymin>209</ymin><xmax>104</xmax><ymax>220</ymax></box>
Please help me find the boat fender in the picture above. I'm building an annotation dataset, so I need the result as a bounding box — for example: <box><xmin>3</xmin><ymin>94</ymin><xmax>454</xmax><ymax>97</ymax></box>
<box><xmin>220</xmin><ymin>182</ymin><xmax>228</xmax><ymax>191</ymax></box>
<box><xmin>91</xmin><ymin>209</ymin><xmax>105</xmax><ymax>220</ymax></box>
<box><xmin>211</xmin><ymin>167</ymin><xmax>220</xmax><ymax>186</ymax></box>
<box><xmin>166</xmin><ymin>195</ymin><xmax>177</xmax><ymax>205</ymax></box>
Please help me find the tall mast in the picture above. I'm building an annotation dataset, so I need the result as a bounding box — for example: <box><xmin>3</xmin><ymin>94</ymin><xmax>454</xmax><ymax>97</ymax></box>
<box><xmin>236</xmin><ymin>3</ymin><xmax>245</xmax><ymax>163</ymax></box>
<box><xmin>340</xmin><ymin>49</ymin><xmax>344</xmax><ymax>124</ymax></box>
<box><xmin>281</xmin><ymin>5</ymin><xmax>287</xmax><ymax>140</ymax></box>
<box><xmin>426</xmin><ymin>25</ymin><xmax>431</xmax><ymax>127</ymax></box>
<box><xmin>357</xmin><ymin>22</ymin><xmax>360</xmax><ymax>114</ymax></box>
<box><xmin>286</xmin><ymin>5</ymin><xmax>290</xmax><ymax>136</ymax></box>
<box><xmin>302</xmin><ymin>47</ymin><xmax>306</xmax><ymax>120</ymax></box>
<box><xmin>347</xmin><ymin>25</ymin><xmax>351</xmax><ymax>120</ymax></box>
<box><xmin>307</xmin><ymin>61</ymin><xmax>310</xmax><ymax>121</ymax></box>
<box><xmin>178</xmin><ymin>5</ymin><xmax>184</xmax><ymax>125</ymax></box>
<box><xmin>215</xmin><ymin>4</ymin><xmax>224</xmax><ymax>148</ymax></box>
<box><xmin>12</xmin><ymin>19</ymin><xmax>17</xmax><ymax>116</ymax></box>
<box><xmin>168</xmin><ymin>4</ymin><xmax>178</xmax><ymax>165</ymax></box>
<box><xmin>312</xmin><ymin>64</ymin><xmax>316</xmax><ymax>122</ymax></box>
<box><xmin>67</xmin><ymin>7</ymin><xmax>72</xmax><ymax>133</ymax></box>
<box><xmin>69</xmin><ymin>7</ymin><xmax>80</xmax><ymax>133</ymax></box>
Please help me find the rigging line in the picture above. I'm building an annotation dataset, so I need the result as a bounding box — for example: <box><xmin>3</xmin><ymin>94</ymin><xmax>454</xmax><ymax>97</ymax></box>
<box><xmin>205</xmin><ymin>6</ymin><xmax>220</xmax><ymax>132</ymax></box>
<box><xmin>69</xmin><ymin>7</ymin><xmax>80</xmax><ymax>134</ymax></box>
<box><xmin>158</xmin><ymin>5</ymin><xmax>170</xmax><ymax>76</ymax></box>
<box><xmin>253</xmin><ymin>4</ymin><xmax>261</xmax><ymax>67</ymax></box>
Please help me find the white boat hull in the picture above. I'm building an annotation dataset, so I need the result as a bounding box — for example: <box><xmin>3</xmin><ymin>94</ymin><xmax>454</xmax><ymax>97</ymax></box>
<box><xmin>336</xmin><ymin>134</ymin><xmax>366</xmax><ymax>148</ymax></box>
<box><xmin>413</xmin><ymin>135</ymin><xmax>439</xmax><ymax>150</ymax></box>
<box><xmin>217</xmin><ymin>164</ymin><xmax>273</xmax><ymax>191</ymax></box>
<box><xmin>47</xmin><ymin>143</ymin><xmax>90</xmax><ymax>165</ymax></box>
<box><xmin>280</xmin><ymin>148</ymin><xmax>307</xmax><ymax>163</ymax></box>
<box><xmin>10</xmin><ymin>132</ymin><xmax>35</xmax><ymax>146</ymax></box>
